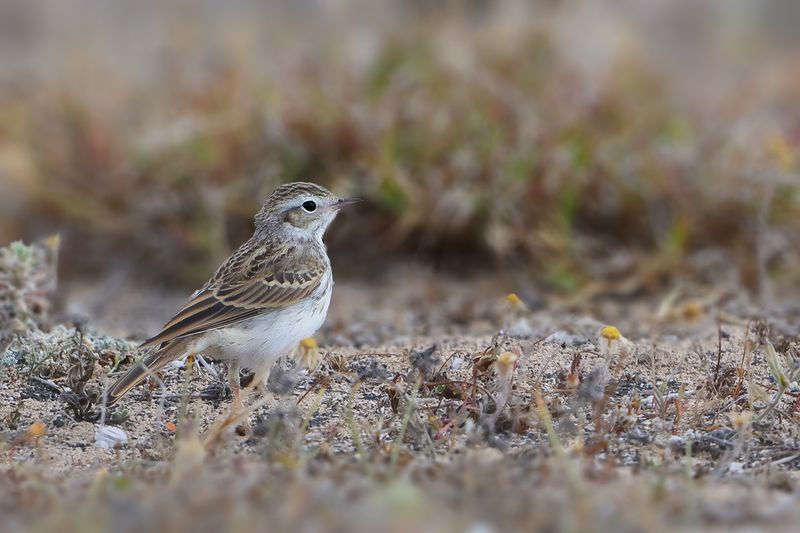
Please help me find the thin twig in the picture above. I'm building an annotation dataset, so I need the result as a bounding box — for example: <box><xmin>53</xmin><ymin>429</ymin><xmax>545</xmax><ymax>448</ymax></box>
<box><xmin>713</xmin><ymin>320</ymin><xmax>722</xmax><ymax>388</ymax></box>
<box><xmin>390</xmin><ymin>380</ymin><xmax>420</xmax><ymax>475</ymax></box>
<box><xmin>29</xmin><ymin>375</ymin><xmax>64</xmax><ymax>394</ymax></box>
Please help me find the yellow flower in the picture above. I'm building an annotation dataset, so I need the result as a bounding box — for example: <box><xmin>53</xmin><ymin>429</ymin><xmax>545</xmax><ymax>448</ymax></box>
<box><xmin>505</xmin><ymin>293</ymin><xmax>527</xmax><ymax>312</ymax></box>
<box><xmin>300</xmin><ymin>337</ymin><xmax>318</xmax><ymax>349</ymax></box>
<box><xmin>295</xmin><ymin>337</ymin><xmax>321</xmax><ymax>369</ymax></box>
<box><xmin>44</xmin><ymin>234</ymin><xmax>61</xmax><ymax>250</ymax></box>
<box><xmin>599</xmin><ymin>325</ymin><xmax>631</xmax><ymax>357</ymax></box>
<box><xmin>600</xmin><ymin>326</ymin><xmax>621</xmax><ymax>342</ymax></box>
<box><xmin>494</xmin><ymin>351</ymin><xmax>519</xmax><ymax>379</ymax></box>
<box><xmin>28</xmin><ymin>420</ymin><xmax>47</xmax><ymax>440</ymax></box>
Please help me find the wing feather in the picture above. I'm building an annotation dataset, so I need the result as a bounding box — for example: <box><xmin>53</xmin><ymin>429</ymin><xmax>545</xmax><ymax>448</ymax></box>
<box><xmin>139</xmin><ymin>240</ymin><xmax>325</xmax><ymax>350</ymax></box>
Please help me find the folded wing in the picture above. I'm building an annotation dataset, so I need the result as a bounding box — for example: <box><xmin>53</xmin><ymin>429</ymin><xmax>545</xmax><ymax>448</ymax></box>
<box><xmin>140</xmin><ymin>241</ymin><xmax>325</xmax><ymax>350</ymax></box>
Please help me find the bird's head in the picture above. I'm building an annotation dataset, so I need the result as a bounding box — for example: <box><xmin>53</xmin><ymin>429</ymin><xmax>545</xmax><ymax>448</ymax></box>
<box><xmin>255</xmin><ymin>182</ymin><xmax>359</xmax><ymax>242</ymax></box>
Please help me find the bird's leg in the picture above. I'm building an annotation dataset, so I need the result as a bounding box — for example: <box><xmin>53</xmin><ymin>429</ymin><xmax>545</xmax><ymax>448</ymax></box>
<box><xmin>227</xmin><ymin>359</ymin><xmax>242</xmax><ymax>412</ymax></box>
<box><xmin>251</xmin><ymin>366</ymin><xmax>272</xmax><ymax>394</ymax></box>
<box><xmin>228</xmin><ymin>360</ymin><xmax>251</xmax><ymax>435</ymax></box>
<box><xmin>249</xmin><ymin>365</ymin><xmax>277</xmax><ymax>412</ymax></box>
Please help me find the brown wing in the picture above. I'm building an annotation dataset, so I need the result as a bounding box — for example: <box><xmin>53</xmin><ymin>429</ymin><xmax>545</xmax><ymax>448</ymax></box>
<box><xmin>139</xmin><ymin>239</ymin><xmax>325</xmax><ymax>350</ymax></box>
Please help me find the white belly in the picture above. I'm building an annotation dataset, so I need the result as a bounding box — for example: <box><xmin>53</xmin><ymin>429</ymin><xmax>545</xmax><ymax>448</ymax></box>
<box><xmin>187</xmin><ymin>278</ymin><xmax>332</xmax><ymax>372</ymax></box>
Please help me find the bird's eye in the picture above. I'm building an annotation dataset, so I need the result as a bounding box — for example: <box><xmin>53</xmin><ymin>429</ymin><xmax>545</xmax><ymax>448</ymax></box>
<box><xmin>302</xmin><ymin>200</ymin><xmax>317</xmax><ymax>212</ymax></box>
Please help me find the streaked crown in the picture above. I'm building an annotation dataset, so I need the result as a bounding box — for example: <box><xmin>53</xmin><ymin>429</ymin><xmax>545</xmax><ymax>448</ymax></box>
<box><xmin>264</xmin><ymin>182</ymin><xmax>337</xmax><ymax>210</ymax></box>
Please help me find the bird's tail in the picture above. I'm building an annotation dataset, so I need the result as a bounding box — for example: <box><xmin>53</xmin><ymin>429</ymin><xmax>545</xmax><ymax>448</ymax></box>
<box><xmin>105</xmin><ymin>346</ymin><xmax>177</xmax><ymax>406</ymax></box>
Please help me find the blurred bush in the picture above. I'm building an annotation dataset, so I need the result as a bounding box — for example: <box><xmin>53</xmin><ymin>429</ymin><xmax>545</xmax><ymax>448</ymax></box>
<box><xmin>0</xmin><ymin>238</ymin><xmax>58</xmax><ymax>349</ymax></box>
<box><xmin>0</xmin><ymin>0</ymin><xmax>798</xmax><ymax>289</ymax></box>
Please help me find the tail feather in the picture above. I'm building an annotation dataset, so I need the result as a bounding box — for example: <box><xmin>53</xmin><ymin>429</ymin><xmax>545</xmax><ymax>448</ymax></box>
<box><xmin>105</xmin><ymin>347</ymin><xmax>176</xmax><ymax>406</ymax></box>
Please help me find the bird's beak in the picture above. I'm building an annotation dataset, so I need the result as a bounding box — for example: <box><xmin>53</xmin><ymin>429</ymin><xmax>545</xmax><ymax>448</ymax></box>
<box><xmin>333</xmin><ymin>197</ymin><xmax>362</xmax><ymax>209</ymax></box>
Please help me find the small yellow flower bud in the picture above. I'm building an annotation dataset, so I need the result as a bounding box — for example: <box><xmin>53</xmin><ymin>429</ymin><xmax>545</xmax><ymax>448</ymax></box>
<box><xmin>28</xmin><ymin>420</ymin><xmax>47</xmax><ymax>440</ymax></box>
<box><xmin>600</xmin><ymin>326</ymin><xmax>621</xmax><ymax>341</ymax></box>
<box><xmin>505</xmin><ymin>293</ymin><xmax>527</xmax><ymax>312</ymax></box>
<box><xmin>300</xmin><ymin>337</ymin><xmax>318</xmax><ymax>349</ymax></box>
<box><xmin>494</xmin><ymin>351</ymin><xmax>519</xmax><ymax>379</ymax></box>
<box><xmin>44</xmin><ymin>234</ymin><xmax>61</xmax><ymax>250</ymax></box>
<box><xmin>295</xmin><ymin>337</ymin><xmax>321</xmax><ymax>369</ymax></box>
<box><xmin>599</xmin><ymin>325</ymin><xmax>632</xmax><ymax>358</ymax></box>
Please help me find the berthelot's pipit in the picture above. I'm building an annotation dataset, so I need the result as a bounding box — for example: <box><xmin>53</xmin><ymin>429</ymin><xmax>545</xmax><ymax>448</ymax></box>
<box><xmin>106</xmin><ymin>182</ymin><xmax>357</xmax><ymax>418</ymax></box>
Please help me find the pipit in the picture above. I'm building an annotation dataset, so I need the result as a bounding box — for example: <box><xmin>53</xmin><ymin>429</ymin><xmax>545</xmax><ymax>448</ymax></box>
<box><xmin>106</xmin><ymin>182</ymin><xmax>357</xmax><ymax>420</ymax></box>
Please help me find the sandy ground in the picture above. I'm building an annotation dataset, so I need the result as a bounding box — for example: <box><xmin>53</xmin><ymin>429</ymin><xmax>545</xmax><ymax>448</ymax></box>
<box><xmin>3</xmin><ymin>271</ymin><xmax>800</xmax><ymax>531</ymax></box>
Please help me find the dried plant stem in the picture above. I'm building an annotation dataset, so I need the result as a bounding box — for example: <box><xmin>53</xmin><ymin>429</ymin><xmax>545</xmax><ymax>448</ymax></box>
<box><xmin>534</xmin><ymin>389</ymin><xmax>580</xmax><ymax>489</ymax></box>
<box><xmin>390</xmin><ymin>380</ymin><xmax>419</xmax><ymax>475</ymax></box>
<box><xmin>345</xmin><ymin>382</ymin><xmax>372</xmax><ymax>478</ymax></box>
<box><xmin>293</xmin><ymin>384</ymin><xmax>329</xmax><ymax>470</ymax></box>
<box><xmin>753</xmin><ymin>371</ymin><xmax>800</xmax><ymax>426</ymax></box>
<box><xmin>425</xmin><ymin>379</ymin><xmax>493</xmax><ymax>400</ymax></box>
<box><xmin>178</xmin><ymin>357</ymin><xmax>194</xmax><ymax>423</ymax></box>
<box><xmin>753</xmin><ymin>341</ymin><xmax>800</xmax><ymax>426</ymax></box>
<box><xmin>299</xmin><ymin>385</ymin><xmax>328</xmax><ymax>435</ymax></box>
<box><xmin>713</xmin><ymin>321</ymin><xmax>722</xmax><ymax>388</ymax></box>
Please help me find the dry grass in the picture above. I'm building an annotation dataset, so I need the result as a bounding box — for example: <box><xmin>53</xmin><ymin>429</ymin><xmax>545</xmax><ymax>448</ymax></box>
<box><xmin>3</xmin><ymin>316</ymin><xmax>800</xmax><ymax>532</ymax></box>
<box><xmin>0</xmin><ymin>1</ymin><xmax>798</xmax><ymax>289</ymax></box>
<box><xmin>3</xmin><ymin>241</ymin><xmax>800</xmax><ymax>531</ymax></box>
<box><xmin>3</xmin><ymin>450</ymin><xmax>798</xmax><ymax>533</ymax></box>
<box><xmin>2</xmin><ymin>2</ymin><xmax>800</xmax><ymax>531</ymax></box>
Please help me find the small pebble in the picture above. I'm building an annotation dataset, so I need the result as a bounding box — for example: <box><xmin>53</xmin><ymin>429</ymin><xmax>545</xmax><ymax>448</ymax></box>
<box><xmin>95</xmin><ymin>425</ymin><xmax>128</xmax><ymax>449</ymax></box>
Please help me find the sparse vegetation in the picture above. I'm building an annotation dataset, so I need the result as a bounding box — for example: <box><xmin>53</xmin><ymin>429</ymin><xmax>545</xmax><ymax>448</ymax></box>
<box><xmin>2</xmin><ymin>2</ymin><xmax>800</xmax><ymax>532</ymax></box>
<box><xmin>0</xmin><ymin>238</ymin><xmax>59</xmax><ymax>349</ymax></box>
<box><xmin>3</xmin><ymin>238</ymin><xmax>800</xmax><ymax>530</ymax></box>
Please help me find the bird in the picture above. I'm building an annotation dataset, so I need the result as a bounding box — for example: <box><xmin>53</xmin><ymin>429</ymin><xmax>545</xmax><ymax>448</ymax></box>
<box><xmin>105</xmin><ymin>182</ymin><xmax>358</xmax><ymax>421</ymax></box>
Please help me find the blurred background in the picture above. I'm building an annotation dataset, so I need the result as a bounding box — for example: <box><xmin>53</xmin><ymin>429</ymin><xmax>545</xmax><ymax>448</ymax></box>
<box><xmin>0</xmin><ymin>0</ymin><xmax>798</xmax><ymax>300</ymax></box>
